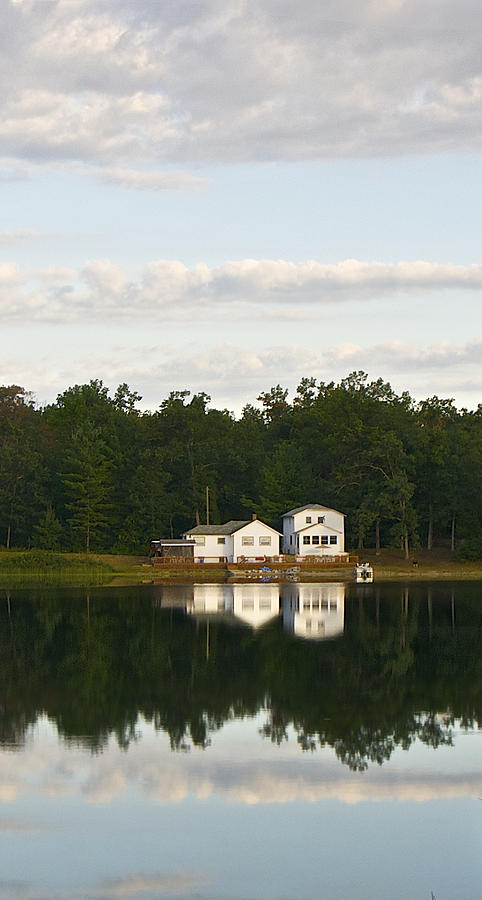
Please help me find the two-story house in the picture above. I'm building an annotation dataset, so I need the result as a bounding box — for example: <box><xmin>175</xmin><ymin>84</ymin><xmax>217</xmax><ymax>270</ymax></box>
<box><xmin>281</xmin><ymin>504</ymin><xmax>345</xmax><ymax>557</ymax></box>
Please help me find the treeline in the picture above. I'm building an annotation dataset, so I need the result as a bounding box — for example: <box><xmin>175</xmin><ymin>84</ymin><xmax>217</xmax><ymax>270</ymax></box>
<box><xmin>0</xmin><ymin>373</ymin><xmax>481</xmax><ymax>557</ymax></box>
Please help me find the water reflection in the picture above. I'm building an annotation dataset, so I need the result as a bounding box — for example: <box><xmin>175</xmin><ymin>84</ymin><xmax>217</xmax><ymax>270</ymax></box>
<box><xmin>281</xmin><ymin>582</ymin><xmax>345</xmax><ymax>639</ymax></box>
<box><xmin>159</xmin><ymin>581</ymin><xmax>346</xmax><ymax>638</ymax></box>
<box><xmin>1</xmin><ymin>582</ymin><xmax>480</xmax><ymax>900</ymax></box>
<box><xmin>0</xmin><ymin>582</ymin><xmax>480</xmax><ymax>767</ymax></box>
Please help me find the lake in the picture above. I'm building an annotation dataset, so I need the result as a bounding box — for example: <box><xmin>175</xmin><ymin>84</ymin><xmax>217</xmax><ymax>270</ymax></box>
<box><xmin>0</xmin><ymin>581</ymin><xmax>480</xmax><ymax>899</ymax></box>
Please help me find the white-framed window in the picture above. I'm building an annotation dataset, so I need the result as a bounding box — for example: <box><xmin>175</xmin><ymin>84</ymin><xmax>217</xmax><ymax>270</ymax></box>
<box><xmin>321</xmin><ymin>535</ymin><xmax>328</xmax><ymax>545</ymax></box>
<box><xmin>259</xmin><ymin>535</ymin><xmax>271</xmax><ymax>546</ymax></box>
<box><xmin>318</xmin><ymin>516</ymin><xmax>325</xmax><ymax>523</ymax></box>
<box><xmin>217</xmin><ymin>537</ymin><xmax>226</xmax><ymax>544</ymax></box>
<box><xmin>330</xmin><ymin>535</ymin><xmax>337</xmax><ymax>545</ymax></box>
<box><xmin>194</xmin><ymin>536</ymin><xmax>206</xmax><ymax>546</ymax></box>
<box><xmin>306</xmin><ymin>516</ymin><xmax>312</xmax><ymax>523</ymax></box>
<box><xmin>311</xmin><ymin>535</ymin><xmax>320</xmax><ymax>545</ymax></box>
<box><xmin>303</xmin><ymin>535</ymin><xmax>311</xmax><ymax>545</ymax></box>
<box><xmin>242</xmin><ymin>535</ymin><xmax>254</xmax><ymax>546</ymax></box>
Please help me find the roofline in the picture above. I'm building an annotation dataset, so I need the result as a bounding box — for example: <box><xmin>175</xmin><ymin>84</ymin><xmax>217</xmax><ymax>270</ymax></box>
<box><xmin>295</xmin><ymin>522</ymin><xmax>342</xmax><ymax>535</ymax></box>
<box><xmin>282</xmin><ymin>505</ymin><xmax>345</xmax><ymax>517</ymax></box>
<box><xmin>184</xmin><ymin>519</ymin><xmax>282</xmax><ymax>537</ymax></box>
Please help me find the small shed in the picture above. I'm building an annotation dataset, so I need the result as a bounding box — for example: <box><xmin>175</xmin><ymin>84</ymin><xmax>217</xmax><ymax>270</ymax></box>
<box><xmin>150</xmin><ymin>539</ymin><xmax>195</xmax><ymax>562</ymax></box>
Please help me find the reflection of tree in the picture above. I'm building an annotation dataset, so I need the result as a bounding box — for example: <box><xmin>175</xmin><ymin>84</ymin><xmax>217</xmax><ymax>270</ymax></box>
<box><xmin>0</xmin><ymin>584</ymin><xmax>480</xmax><ymax>771</ymax></box>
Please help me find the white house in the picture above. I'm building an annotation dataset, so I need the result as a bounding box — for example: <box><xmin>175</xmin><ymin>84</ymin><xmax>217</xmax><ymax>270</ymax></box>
<box><xmin>281</xmin><ymin>504</ymin><xmax>346</xmax><ymax>557</ymax></box>
<box><xmin>184</xmin><ymin>516</ymin><xmax>281</xmax><ymax>563</ymax></box>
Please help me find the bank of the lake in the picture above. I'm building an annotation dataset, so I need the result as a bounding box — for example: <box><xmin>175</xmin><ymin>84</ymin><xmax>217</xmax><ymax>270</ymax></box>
<box><xmin>1</xmin><ymin>547</ymin><xmax>481</xmax><ymax>586</ymax></box>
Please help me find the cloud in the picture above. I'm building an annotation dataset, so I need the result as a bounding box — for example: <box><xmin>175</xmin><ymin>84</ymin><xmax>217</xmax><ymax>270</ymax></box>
<box><xmin>0</xmin><ymin>0</ymin><xmax>480</xmax><ymax>172</ymax></box>
<box><xmin>0</xmin><ymin>258</ymin><xmax>481</xmax><ymax>323</ymax></box>
<box><xmin>0</xmin><ymin>230</ymin><xmax>41</xmax><ymax>245</ymax></box>
<box><xmin>94</xmin><ymin>166</ymin><xmax>207</xmax><ymax>191</ymax></box>
<box><xmin>1</xmin><ymin>337</ymin><xmax>481</xmax><ymax>413</ymax></box>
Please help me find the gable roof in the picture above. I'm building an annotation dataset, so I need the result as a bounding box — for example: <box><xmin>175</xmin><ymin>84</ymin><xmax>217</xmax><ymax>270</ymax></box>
<box><xmin>282</xmin><ymin>504</ymin><xmax>345</xmax><ymax>517</ymax></box>
<box><xmin>185</xmin><ymin>519</ymin><xmax>282</xmax><ymax>536</ymax></box>
<box><xmin>184</xmin><ymin>520</ymin><xmax>250</xmax><ymax>536</ymax></box>
<box><xmin>296</xmin><ymin>521</ymin><xmax>342</xmax><ymax>535</ymax></box>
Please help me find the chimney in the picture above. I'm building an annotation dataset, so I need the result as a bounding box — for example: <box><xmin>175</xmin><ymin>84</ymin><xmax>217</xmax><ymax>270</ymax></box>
<box><xmin>252</xmin><ymin>513</ymin><xmax>257</xmax><ymax>520</ymax></box>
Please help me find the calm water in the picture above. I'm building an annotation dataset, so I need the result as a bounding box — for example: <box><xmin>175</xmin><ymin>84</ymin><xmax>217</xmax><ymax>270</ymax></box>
<box><xmin>0</xmin><ymin>581</ymin><xmax>480</xmax><ymax>900</ymax></box>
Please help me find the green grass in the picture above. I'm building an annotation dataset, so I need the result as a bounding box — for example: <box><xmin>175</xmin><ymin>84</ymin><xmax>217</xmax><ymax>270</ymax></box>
<box><xmin>0</xmin><ymin>550</ymin><xmax>115</xmax><ymax>585</ymax></box>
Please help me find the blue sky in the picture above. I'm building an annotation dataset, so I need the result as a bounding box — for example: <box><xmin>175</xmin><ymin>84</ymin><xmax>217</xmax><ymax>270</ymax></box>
<box><xmin>1</xmin><ymin>0</ymin><xmax>481</xmax><ymax>412</ymax></box>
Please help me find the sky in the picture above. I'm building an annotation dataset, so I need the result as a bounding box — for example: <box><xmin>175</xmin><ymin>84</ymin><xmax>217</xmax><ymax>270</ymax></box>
<box><xmin>0</xmin><ymin>0</ymin><xmax>481</xmax><ymax>413</ymax></box>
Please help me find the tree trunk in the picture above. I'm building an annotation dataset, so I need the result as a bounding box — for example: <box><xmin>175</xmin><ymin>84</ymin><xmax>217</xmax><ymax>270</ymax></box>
<box><xmin>427</xmin><ymin>502</ymin><xmax>433</xmax><ymax>550</ymax></box>
<box><xmin>375</xmin><ymin>518</ymin><xmax>381</xmax><ymax>556</ymax></box>
<box><xmin>403</xmin><ymin>530</ymin><xmax>409</xmax><ymax>560</ymax></box>
<box><xmin>450</xmin><ymin>511</ymin><xmax>456</xmax><ymax>551</ymax></box>
<box><xmin>6</xmin><ymin>523</ymin><xmax>11</xmax><ymax>549</ymax></box>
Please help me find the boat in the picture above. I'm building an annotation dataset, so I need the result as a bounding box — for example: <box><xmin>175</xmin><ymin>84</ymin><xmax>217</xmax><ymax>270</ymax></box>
<box><xmin>354</xmin><ymin>562</ymin><xmax>374</xmax><ymax>582</ymax></box>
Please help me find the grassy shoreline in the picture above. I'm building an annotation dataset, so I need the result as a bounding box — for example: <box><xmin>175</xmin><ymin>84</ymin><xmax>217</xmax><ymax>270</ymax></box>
<box><xmin>0</xmin><ymin>548</ymin><xmax>481</xmax><ymax>586</ymax></box>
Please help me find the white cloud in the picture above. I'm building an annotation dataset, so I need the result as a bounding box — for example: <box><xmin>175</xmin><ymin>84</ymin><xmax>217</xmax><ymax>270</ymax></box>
<box><xmin>0</xmin><ymin>230</ymin><xmax>40</xmax><ymax>244</ymax></box>
<box><xmin>0</xmin><ymin>0</ymin><xmax>480</xmax><ymax>173</ymax></box>
<box><xmin>95</xmin><ymin>166</ymin><xmax>207</xmax><ymax>191</ymax></box>
<box><xmin>1</xmin><ymin>337</ymin><xmax>481</xmax><ymax>414</ymax></box>
<box><xmin>0</xmin><ymin>258</ymin><xmax>481</xmax><ymax>323</ymax></box>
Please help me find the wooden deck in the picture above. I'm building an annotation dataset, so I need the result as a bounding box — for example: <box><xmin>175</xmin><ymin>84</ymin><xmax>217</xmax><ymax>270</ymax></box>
<box><xmin>152</xmin><ymin>555</ymin><xmax>358</xmax><ymax>571</ymax></box>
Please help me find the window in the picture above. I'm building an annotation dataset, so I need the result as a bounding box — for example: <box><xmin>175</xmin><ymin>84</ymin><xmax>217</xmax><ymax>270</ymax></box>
<box><xmin>195</xmin><ymin>537</ymin><xmax>205</xmax><ymax>546</ymax></box>
<box><xmin>330</xmin><ymin>535</ymin><xmax>337</xmax><ymax>545</ymax></box>
<box><xmin>259</xmin><ymin>535</ymin><xmax>271</xmax><ymax>546</ymax></box>
<box><xmin>303</xmin><ymin>535</ymin><xmax>311</xmax><ymax>545</ymax></box>
<box><xmin>321</xmin><ymin>535</ymin><xmax>328</xmax><ymax>545</ymax></box>
<box><xmin>242</xmin><ymin>535</ymin><xmax>254</xmax><ymax>546</ymax></box>
<box><xmin>311</xmin><ymin>535</ymin><xmax>320</xmax><ymax>545</ymax></box>
<box><xmin>217</xmin><ymin>537</ymin><xmax>226</xmax><ymax>544</ymax></box>
<box><xmin>306</xmin><ymin>516</ymin><xmax>312</xmax><ymax>523</ymax></box>
<box><xmin>290</xmin><ymin>535</ymin><xmax>293</xmax><ymax>545</ymax></box>
<box><xmin>318</xmin><ymin>516</ymin><xmax>325</xmax><ymax>523</ymax></box>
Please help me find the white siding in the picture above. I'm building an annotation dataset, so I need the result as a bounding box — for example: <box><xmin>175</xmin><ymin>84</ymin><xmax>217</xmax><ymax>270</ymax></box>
<box><xmin>232</xmin><ymin>520</ymin><xmax>280</xmax><ymax>562</ymax></box>
<box><xmin>282</xmin><ymin>506</ymin><xmax>345</xmax><ymax>556</ymax></box>
<box><xmin>184</xmin><ymin>532</ymin><xmax>233</xmax><ymax>562</ymax></box>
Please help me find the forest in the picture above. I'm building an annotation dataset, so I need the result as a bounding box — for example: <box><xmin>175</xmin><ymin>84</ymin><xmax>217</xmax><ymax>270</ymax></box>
<box><xmin>0</xmin><ymin>372</ymin><xmax>481</xmax><ymax>557</ymax></box>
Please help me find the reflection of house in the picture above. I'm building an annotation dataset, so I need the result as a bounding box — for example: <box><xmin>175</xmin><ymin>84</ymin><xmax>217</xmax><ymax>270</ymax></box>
<box><xmin>281</xmin><ymin>504</ymin><xmax>346</xmax><ymax>557</ymax></box>
<box><xmin>232</xmin><ymin>584</ymin><xmax>280</xmax><ymax>628</ymax></box>
<box><xmin>281</xmin><ymin>583</ymin><xmax>345</xmax><ymax>640</ymax></box>
<box><xmin>184</xmin><ymin>516</ymin><xmax>281</xmax><ymax>563</ymax></box>
<box><xmin>160</xmin><ymin>583</ymin><xmax>280</xmax><ymax>629</ymax></box>
<box><xmin>158</xmin><ymin>582</ymin><xmax>344</xmax><ymax>638</ymax></box>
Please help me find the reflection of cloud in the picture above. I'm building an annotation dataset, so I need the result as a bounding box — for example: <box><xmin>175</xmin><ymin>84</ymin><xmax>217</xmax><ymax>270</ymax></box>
<box><xmin>94</xmin><ymin>871</ymin><xmax>209</xmax><ymax>897</ymax></box>
<box><xmin>0</xmin><ymin>818</ymin><xmax>40</xmax><ymax>834</ymax></box>
<box><xmin>0</xmin><ymin>872</ymin><xmax>209</xmax><ymax>900</ymax></box>
<box><xmin>1</xmin><ymin>718</ymin><xmax>481</xmax><ymax>809</ymax></box>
